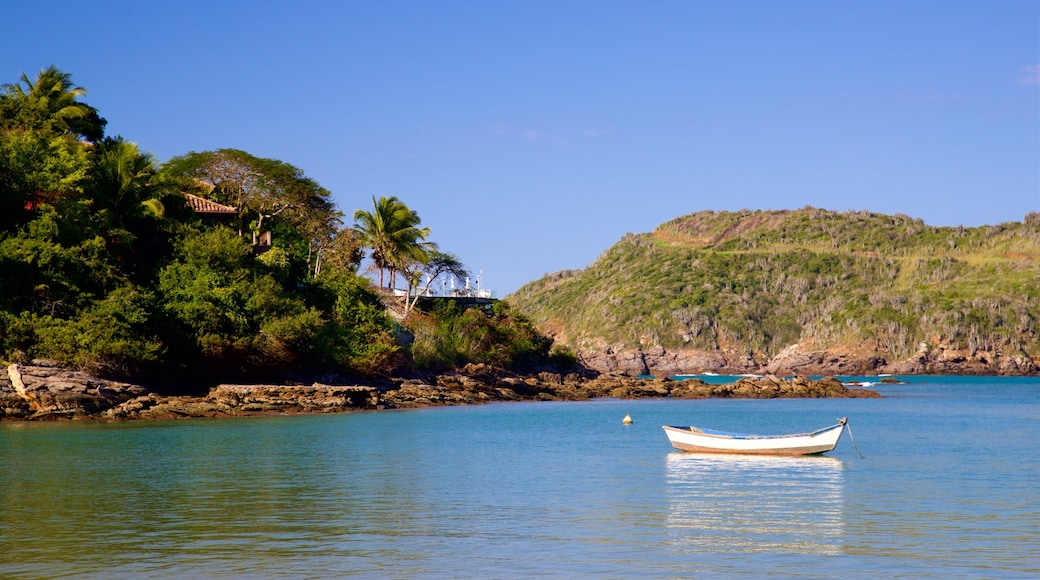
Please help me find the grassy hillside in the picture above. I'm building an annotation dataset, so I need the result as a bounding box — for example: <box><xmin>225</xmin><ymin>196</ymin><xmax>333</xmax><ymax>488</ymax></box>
<box><xmin>508</xmin><ymin>208</ymin><xmax>1040</xmax><ymax>365</ymax></box>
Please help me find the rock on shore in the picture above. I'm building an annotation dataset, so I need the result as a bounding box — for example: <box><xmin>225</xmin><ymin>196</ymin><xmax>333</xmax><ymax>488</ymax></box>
<box><xmin>2</xmin><ymin>362</ymin><xmax>382</xmax><ymax>421</ymax></box>
<box><xmin>381</xmin><ymin>367</ymin><xmax>881</xmax><ymax>408</ymax></box>
<box><xmin>2</xmin><ymin>362</ymin><xmax>149</xmax><ymax>420</ymax></box>
<box><xmin>1</xmin><ymin>361</ymin><xmax>880</xmax><ymax>421</ymax></box>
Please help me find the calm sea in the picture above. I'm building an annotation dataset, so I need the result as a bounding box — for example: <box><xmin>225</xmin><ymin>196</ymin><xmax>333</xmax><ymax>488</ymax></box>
<box><xmin>1</xmin><ymin>376</ymin><xmax>1037</xmax><ymax>578</ymax></box>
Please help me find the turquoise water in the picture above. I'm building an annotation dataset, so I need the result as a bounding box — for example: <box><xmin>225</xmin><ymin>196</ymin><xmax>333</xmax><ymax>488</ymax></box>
<box><xmin>1</xmin><ymin>376</ymin><xmax>1037</xmax><ymax>578</ymax></box>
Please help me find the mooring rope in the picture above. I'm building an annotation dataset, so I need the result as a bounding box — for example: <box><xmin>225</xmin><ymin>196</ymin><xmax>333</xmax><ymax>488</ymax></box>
<box><xmin>845</xmin><ymin>419</ymin><xmax>866</xmax><ymax>459</ymax></box>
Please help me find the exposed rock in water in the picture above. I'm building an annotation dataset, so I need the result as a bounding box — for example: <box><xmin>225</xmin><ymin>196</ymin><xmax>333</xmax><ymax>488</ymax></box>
<box><xmin>2</xmin><ymin>361</ymin><xmax>880</xmax><ymax>422</ymax></box>
<box><xmin>378</xmin><ymin>366</ymin><xmax>881</xmax><ymax>407</ymax></box>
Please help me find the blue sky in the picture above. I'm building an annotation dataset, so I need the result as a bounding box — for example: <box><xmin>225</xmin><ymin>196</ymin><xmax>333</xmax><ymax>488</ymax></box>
<box><xmin>2</xmin><ymin>1</ymin><xmax>1038</xmax><ymax>295</ymax></box>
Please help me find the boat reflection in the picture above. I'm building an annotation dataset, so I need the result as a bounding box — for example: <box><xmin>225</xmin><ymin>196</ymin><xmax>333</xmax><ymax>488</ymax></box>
<box><xmin>665</xmin><ymin>452</ymin><xmax>845</xmax><ymax>555</ymax></box>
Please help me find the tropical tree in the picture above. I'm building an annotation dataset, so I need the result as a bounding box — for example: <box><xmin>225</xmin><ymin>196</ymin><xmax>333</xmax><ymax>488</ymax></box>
<box><xmin>248</xmin><ymin>156</ymin><xmax>334</xmax><ymax>246</ymax></box>
<box><xmin>33</xmin><ymin>285</ymin><xmax>165</xmax><ymax>378</ymax></box>
<box><xmin>161</xmin><ymin>149</ymin><xmax>260</xmax><ymax>237</ymax></box>
<box><xmin>352</xmin><ymin>195</ymin><xmax>431</xmax><ymax>289</ymax></box>
<box><xmin>161</xmin><ymin>149</ymin><xmax>338</xmax><ymax>249</ymax></box>
<box><xmin>304</xmin><ymin>223</ymin><xmax>362</xmax><ymax>278</ymax></box>
<box><xmin>267</xmin><ymin>162</ymin><xmax>348</xmax><ymax>278</ymax></box>
<box><xmin>89</xmin><ymin>138</ymin><xmax>164</xmax><ymax>227</ymax></box>
<box><xmin>0</xmin><ymin>65</ymin><xmax>106</xmax><ymax>141</ymax></box>
<box><xmin>86</xmin><ymin>137</ymin><xmax>173</xmax><ymax>279</ymax></box>
<box><xmin>156</xmin><ymin>227</ymin><xmax>330</xmax><ymax>383</ymax></box>
<box><xmin>402</xmin><ymin>250</ymin><xmax>468</xmax><ymax>315</ymax></box>
<box><xmin>0</xmin><ymin>128</ymin><xmax>91</xmax><ymax>230</ymax></box>
<box><xmin>308</xmin><ymin>270</ymin><xmax>399</xmax><ymax>375</ymax></box>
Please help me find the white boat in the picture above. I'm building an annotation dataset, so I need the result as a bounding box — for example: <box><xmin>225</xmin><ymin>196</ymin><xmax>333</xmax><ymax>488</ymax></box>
<box><xmin>662</xmin><ymin>418</ymin><xmax>847</xmax><ymax>456</ymax></box>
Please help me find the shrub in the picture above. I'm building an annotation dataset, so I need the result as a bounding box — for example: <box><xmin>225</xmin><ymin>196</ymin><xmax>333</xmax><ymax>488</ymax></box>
<box><xmin>33</xmin><ymin>286</ymin><xmax>165</xmax><ymax>378</ymax></box>
<box><xmin>406</xmin><ymin>302</ymin><xmax>552</xmax><ymax>371</ymax></box>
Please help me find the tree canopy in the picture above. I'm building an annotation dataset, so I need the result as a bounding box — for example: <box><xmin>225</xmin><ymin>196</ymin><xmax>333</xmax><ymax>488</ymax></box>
<box><xmin>0</xmin><ymin>65</ymin><xmax>106</xmax><ymax>142</ymax></box>
<box><xmin>353</xmin><ymin>195</ymin><xmax>431</xmax><ymax>289</ymax></box>
<box><xmin>0</xmin><ymin>66</ymin><xmax>552</xmax><ymax>389</ymax></box>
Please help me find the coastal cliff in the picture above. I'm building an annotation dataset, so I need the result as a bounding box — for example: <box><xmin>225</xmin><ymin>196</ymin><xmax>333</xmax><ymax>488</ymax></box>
<box><xmin>577</xmin><ymin>338</ymin><xmax>1038</xmax><ymax>377</ymax></box>
<box><xmin>1</xmin><ymin>361</ymin><xmax>879</xmax><ymax>421</ymax></box>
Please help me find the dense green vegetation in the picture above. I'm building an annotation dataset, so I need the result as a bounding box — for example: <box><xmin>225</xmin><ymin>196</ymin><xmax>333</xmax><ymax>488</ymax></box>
<box><xmin>408</xmin><ymin>301</ymin><xmax>554</xmax><ymax>371</ymax></box>
<box><xmin>0</xmin><ymin>66</ymin><xmax>553</xmax><ymax>389</ymax></box>
<box><xmin>509</xmin><ymin>208</ymin><xmax>1040</xmax><ymax>364</ymax></box>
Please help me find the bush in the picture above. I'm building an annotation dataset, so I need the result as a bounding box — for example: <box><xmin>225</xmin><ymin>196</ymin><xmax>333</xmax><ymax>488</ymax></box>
<box><xmin>406</xmin><ymin>303</ymin><xmax>552</xmax><ymax>371</ymax></box>
<box><xmin>311</xmin><ymin>272</ymin><xmax>398</xmax><ymax>375</ymax></box>
<box><xmin>33</xmin><ymin>286</ymin><xmax>165</xmax><ymax>377</ymax></box>
<box><xmin>548</xmin><ymin>345</ymin><xmax>579</xmax><ymax>371</ymax></box>
<box><xmin>0</xmin><ymin>310</ymin><xmax>36</xmax><ymax>363</ymax></box>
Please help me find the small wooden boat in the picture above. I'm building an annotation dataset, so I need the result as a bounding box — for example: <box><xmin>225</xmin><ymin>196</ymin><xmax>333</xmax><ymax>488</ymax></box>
<box><xmin>662</xmin><ymin>417</ymin><xmax>847</xmax><ymax>456</ymax></box>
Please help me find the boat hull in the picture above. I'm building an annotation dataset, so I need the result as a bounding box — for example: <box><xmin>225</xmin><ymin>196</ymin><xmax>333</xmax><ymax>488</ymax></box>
<box><xmin>662</xmin><ymin>421</ymin><xmax>845</xmax><ymax>456</ymax></box>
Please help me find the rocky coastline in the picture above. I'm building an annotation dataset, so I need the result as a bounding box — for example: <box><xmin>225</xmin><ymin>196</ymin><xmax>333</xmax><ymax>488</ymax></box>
<box><xmin>577</xmin><ymin>340</ymin><xmax>1039</xmax><ymax>377</ymax></box>
<box><xmin>1</xmin><ymin>361</ymin><xmax>882</xmax><ymax>422</ymax></box>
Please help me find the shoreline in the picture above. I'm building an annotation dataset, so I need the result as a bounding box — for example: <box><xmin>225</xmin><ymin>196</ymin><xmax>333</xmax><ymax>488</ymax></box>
<box><xmin>2</xmin><ymin>361</ymin><xmax>889</xmax><ymax>422</ymax></box>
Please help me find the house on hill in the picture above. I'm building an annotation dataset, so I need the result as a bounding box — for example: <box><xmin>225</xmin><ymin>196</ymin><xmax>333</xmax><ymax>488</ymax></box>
<box><xmin>184</xmin><ymin>192</ymin><xmax>236</xmax><ymax>222</ymax></box>
<box><xmin>183</xmin><ymin>192</ymin><xmax>273</xmax><ymax>252</ymax></box>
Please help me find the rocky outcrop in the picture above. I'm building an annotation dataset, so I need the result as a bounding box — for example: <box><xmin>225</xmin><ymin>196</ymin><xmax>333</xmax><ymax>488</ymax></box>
<box><xmin>3</xmin><ymin>362</ymin><xmax>150</xmax><ymax>419</ymax></box>
<box><xmin>578</xmin><ymin>342</ymin><xmax>752</xmax><ymax>376</ymax></box>
<box><xmin>1</xmin><ymin>361</ymin><xmax>381</xmax><ymax>421</ymax></box>
<box><xmin>106</xmin><ymin>384</ymin><xmax>383</xmax><ymax>420</ymax></box>
<box><xmin>577</xmin><ymin>344</ymin><xmax>652</xmax><ymax>376</ymax></box>
<box><xmin>378</xmin><ymin>364</ymin><xmax>880</xmax><ymax>408</ymax></box>
<box><xmin>586</xmin><ymin>374</ymin><xmax>879</xmax><ymax>400</ymax></box>
<box><xmin>575</xmin><ymin>340</ymin><xmax>1039</xmax><ymax>377</ymax></box>
<box><xmin>209</xmin><ymin>384</ymin><xmax>379</xmax><ymax>411</ymax></box>
<box><xmin>762</xmin><ymin>344</ymin><xmax>888</xmax><ymax>376</ymax></box>
<box><xmin>881</xmin><ymin>341</ymin><xmax>1039</xmax><ymax>375</ymax></box>
<box><xmin>1</xmin><ymin>361</ymin><xmax>880</xmax><ymax>421</ymax></box>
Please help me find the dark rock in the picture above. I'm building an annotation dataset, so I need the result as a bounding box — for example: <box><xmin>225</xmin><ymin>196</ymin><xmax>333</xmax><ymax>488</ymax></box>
<box><xmin>2</xmin><ymin>362</ymin><xmax>881</xmax><ymax>422</ymax></box>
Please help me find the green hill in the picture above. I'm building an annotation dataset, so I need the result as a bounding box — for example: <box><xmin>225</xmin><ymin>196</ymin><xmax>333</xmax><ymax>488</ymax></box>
<box><xmin>507</xmin><ymin>208</ymin><xmax>1040</xmax><ymax>375</ymax></box>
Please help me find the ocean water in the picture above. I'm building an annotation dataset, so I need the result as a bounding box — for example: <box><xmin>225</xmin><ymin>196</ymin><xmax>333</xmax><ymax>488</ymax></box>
<box><xmin>1</xmin><ymin>376</ymin><xmax>1037</xmax><ymax>578</ymax></box>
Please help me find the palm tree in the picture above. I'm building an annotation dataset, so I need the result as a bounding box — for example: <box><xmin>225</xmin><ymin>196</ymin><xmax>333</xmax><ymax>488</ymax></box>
<box><xmin>87</xmin><ymin>137</ymin><xmax>170</xmax><ymax>277</ymax></box>
<box><xmin>90</xmin><ymin>137</ymin><xmax>163</xmax><ymax>228</ymax></box>
<box><xmin>353</xmin><ymin>196</ymin><xmax>431</xmax><ymax>289</ymax></box>
<box><xmin>1</xmin><ymin>65</ymin><xmax>105</xmax><ymax>141</ymax></box>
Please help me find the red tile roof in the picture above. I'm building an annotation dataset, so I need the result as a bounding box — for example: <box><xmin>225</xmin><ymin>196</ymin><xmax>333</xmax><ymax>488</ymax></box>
<box><xmin>185</xmin><ymin>192</ymin><xmax>237</xmax><ymax>215</ymax></box>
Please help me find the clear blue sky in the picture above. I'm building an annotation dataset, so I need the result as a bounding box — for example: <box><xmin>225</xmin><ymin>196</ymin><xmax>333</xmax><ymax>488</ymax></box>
<box><xmin>2</xmin><ymin>1</ymin><xmax>1038</xmax><ymax>295</ymax></box>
